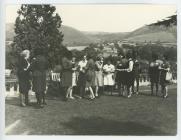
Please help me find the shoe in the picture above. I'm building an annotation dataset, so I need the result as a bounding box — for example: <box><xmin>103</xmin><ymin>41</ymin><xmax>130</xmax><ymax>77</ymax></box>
<box><xmin>21</xmin><ymin>103</ymin><xmax>26</xmax><ymax>107</ymax></box>
<box><xmin>164</xmin><ymin>95</ymin><xmax>168</xmax><ymax>98</ymax></box>
<box><xmin>25</xmin><ymin>102</ymin><xmax>29</xmax><ymax>106</ymax></box>
<box><xmin>43</xmin><ymin>102</ymin><xmax>47</xmax><ymax>105</ymax></box>
<box><xmin>69</xmin><ymin>96</ymin><xmax>75</xmax><ymax>99</ymax></box>
<box><xmin>127</xmin><ymin>94</ymin><xmax>131</xmax><ymax>98</ymax></box>
<box><xmin>39</xmin><ymin>104</ymin><xmax>44</xmax><ymax>108</ymax></box>
<box><xmin>74</xmin><ymin>95</ymin><xmax>82</xmax><ymax>99</ymax></box>
<box><xmin>90</xmin><ymin>97</ymin><xmax>95</xmax><ymax>100</ymax></box>
<box><xmin>95</xmin><ymin>94</ymin><xmax>98</xmax><ymax>97</ymax></box>
<box><xmin>90</xmin><ymin>96</ymin><xmax>95</xmax><ymax>100</ymax></box>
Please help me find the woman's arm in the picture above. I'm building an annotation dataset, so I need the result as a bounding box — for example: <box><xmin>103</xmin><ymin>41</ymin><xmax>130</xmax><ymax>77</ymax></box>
<box><xmin>111</xmin><ymin>65</ymin><xmax>115</xmax><ymax>73</ymax></box>
<box><xmin>127</xmin><ymin>60</ymin><xmax>134</xmax><ymax>72</ymax></box>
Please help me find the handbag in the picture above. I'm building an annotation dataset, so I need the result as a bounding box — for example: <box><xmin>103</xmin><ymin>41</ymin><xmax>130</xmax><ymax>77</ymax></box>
<box><xmin>165</xmin><ymin>71</ymin><xmax>172</xmax><ymax>81</ymax></box>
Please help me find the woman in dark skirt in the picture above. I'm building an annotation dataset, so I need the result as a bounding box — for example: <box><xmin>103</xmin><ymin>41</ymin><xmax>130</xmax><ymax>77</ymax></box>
<box><xmin>159</xmin><ymin>55</ymin><xmax>171</xmax><ymax>98</ymax></box>
<box><xmin>132</xmin><ymin>54</ymin><xmax>141</xmax><ymax>95</ymax></box>
<box><xmin>31</xmin><ymin>48</ymin><xmax>48</xmax><ymax>108</ymax></box>
<box><xmin>116</xmin><ymin>54</ymin><xmax>128</xmax><ymax>96</ymax></box>
<box><xmin>125</xmin><ymin>50</ymin><xmax>135</xmax><ymax>98</ymax></box>
<box><xmin>77</xmin><ymin>55</ymin><xmax>87</xmax><ymax>98</ymax></box>
<box><xmin>17</xmin><ymin>50</ymin><xmax>31</xmax><ymax>107</ymax></box>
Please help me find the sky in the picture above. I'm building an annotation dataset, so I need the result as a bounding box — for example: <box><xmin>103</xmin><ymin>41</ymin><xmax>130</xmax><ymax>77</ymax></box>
<box><xmin>6</xmin><ymin>4</ymin><xmax>176</xmax><ymax>32</ymax></box>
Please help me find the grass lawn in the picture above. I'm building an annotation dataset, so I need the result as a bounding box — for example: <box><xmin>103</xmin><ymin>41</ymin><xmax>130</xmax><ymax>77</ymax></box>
<box><xmin>5</xmin><ymin>85</ymin><xmax>177</xmax><ymax>135</ymax></box>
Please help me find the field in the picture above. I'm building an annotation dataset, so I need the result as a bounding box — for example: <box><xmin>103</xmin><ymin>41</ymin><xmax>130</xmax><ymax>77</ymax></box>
<box><xmin>5</xmin><ymin>85</ymin><xmax>177</xmax><ymax>135</ymax></box>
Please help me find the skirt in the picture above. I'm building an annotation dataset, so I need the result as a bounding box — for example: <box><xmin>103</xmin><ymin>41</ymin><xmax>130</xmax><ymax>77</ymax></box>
<box><xmin>61</xmin><ymin>71</ymin><xmax>72</xmax><ymax>87</ymax></box>
<box><xmin>125</xmin><ymin>72</ymin><xmax>135</xmax><ymax>87</ymax></box>
<box><xmin>94</xmin><ymin>71</ymin><xmax>103</xmax><ymax>86</ymax></box>
<box><xmin>104</xmin><ymin>73</ymin><xmax>115</xmax><ymax>86</ymax></box>
<box><xmin>77</xmin><ymin>72</ymin><xmax>86</xmax><ymax>87</ymax></box>
<box><xmin>32</xmin><ymin>72</ymin><xmax>46</xmax><ymax>93</ymax></box>
<box><xmin>18</xmin><ymin>77</ymin><xmax>31</xmax><ymax>94</ymax></box>
<box><xmin>86</xmin><ymin>70</ymin><xmax>95</xmax><ymax>87</ymax></box>
<box><xmin>72</xmin><ymin>72</ymin><xmax>77</xmax><ymax>87</ymax></box>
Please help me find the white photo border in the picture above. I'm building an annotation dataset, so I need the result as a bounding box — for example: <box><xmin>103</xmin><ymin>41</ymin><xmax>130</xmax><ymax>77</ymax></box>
<box><xmin>0</xmin><ymin>0</ymin><xmax>180</xmax><ymax>140</ymax></box>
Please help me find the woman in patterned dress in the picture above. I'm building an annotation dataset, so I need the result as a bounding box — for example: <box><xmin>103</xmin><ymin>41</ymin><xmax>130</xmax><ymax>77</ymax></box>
<box><xmin>94</xmin><ymin>56</ymin><xmax>104</xmax><ymax>97</ymax></box>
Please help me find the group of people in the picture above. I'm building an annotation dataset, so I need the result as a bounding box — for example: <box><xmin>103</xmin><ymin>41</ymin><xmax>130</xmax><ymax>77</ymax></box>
<box><xmin>17</xmin><ymin>48</ymin><xmax>48</xmax><ymax>108</ymax></box>
<box><xmin>60</xmin><ymin>49</ymin><xmax>171</xmax><ymax>101</ymax></box>
<box><xmin>17</xmin><ymin>48</ymin><xmax>172</xmax><ymax>108</ymax></box>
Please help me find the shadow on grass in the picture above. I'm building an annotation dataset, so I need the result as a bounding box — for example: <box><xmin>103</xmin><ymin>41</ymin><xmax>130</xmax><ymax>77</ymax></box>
<box><xmin>6</xmin><ymin>97</ymin><xmax>21</xmax><ymax>107</ymax></box>
<box><xmin>60</xmin><ymin>116</ymin><xmax>168</xmax><ymax>135</ymax></box>
<box><xmin>6</xmin><ymin>97</ymin><xmax>42</xmax><ymax>109</ymax></box>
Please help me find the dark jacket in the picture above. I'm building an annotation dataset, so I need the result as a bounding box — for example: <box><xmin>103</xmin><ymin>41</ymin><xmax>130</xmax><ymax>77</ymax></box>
<box><xmin>31</xmin><ymin>55</ymin><xmax>48</xmax><ymax>93</ymax></box>
<box><xmin>17</xmin><ymin>57</ymin><xmax>31</xmax><ymax>93</ymax></box>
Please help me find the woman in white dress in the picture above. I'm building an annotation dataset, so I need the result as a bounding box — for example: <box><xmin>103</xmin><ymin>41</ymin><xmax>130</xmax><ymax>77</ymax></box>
<box><xmin>103</xmin><ymin>60</ymin><xmax>115</xmax><ymax>95</ymax></box>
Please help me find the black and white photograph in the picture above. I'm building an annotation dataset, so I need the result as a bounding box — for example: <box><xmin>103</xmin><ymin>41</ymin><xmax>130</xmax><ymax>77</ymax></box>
<box><xmin>2</xmin><ymin>1</ymin><xmax>179</xmax><ymax>137</ymax></box>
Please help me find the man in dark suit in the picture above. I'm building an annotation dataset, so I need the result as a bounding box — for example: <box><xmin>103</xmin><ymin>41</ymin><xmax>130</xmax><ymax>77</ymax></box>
<box><xmin>31</xmin><ymin>48</ymin><xmax>48</xmax><ymax>108</ymax></box>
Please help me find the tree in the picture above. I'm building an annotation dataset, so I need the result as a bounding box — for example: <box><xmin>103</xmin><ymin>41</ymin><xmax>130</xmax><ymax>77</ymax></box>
<box><xmin>12</xmin><ymin>4</ymin><xmax>67</xmax><ymax>68</ymax></box>
<box><xmin>83</xmin><ymin>45</ymin><xmax>99</xmax><ymax>60</ymax></box>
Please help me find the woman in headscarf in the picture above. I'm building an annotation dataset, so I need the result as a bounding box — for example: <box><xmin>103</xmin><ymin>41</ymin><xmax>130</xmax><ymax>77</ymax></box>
<box><xmin>17</xmin><ymin>50</ymin><xmax>31</xmax><ymax>107</ymax></box>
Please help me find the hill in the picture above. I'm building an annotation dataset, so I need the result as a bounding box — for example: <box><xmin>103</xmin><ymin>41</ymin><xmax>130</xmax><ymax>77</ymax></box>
<box><xmin>59</xmin><ymin>25</ymin><xmax>93</xmax><ymax>46</ymax></box>
<box><xmin>6</xmin><ymin>23</ymin><xmax>93</xmax><ymax>46</ymax></box>
<box><xmin>125</xmin><ymin>25</ymin><xmax>176</xmax><ymax>43</ymax></box>
<box><xmin>83</xmin><ymin>31</ymin><xmax>129</xmax><ymax>43</ymax></box>
<box><xmin>6</xmin><ymin>22</ymin><xmax>177</xmax><ymax>47</ymax></box>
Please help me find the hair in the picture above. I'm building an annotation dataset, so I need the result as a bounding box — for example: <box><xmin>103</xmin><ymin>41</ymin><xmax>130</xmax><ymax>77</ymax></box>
<box><xmin>132</xmin><ymin>50</ymin><xmax>138</xmax><ymax>59</ymax></box>
<box><xmin>96</xmin><ymin>55</ymin><xmax>102</xmax><ymax>61</ymax></box>
<box><xmin>20</xmin><ymin>50</ymin><xmax>30</xmax><ymax>58</ymax></box>
<box><xmin>82</xmin><ymin>54</ymin><xmax>87</xmax><ymax>59</ymax></box>
<box><xmin>152</xmin><ymin>53</ymin><xmax>158</xmax><ymax>61</ymax></box>
<box><xmin>64</xmin><ymin>50</ymin><xmax>72</xmax><ymax>60</ymax></box>
<box><xmin>87</xmin><ymin>53</ymin><xmax>94</xmax><ymax>60</ymax></box>
<box><xmin>163</xmin><ymin>54</ymin><xmax>169</xmax><ymax>61</ymax></box>
<box><xmin>126</xmin><ymin>50</ymin><xmax>133</xmax><ymax>59</ymax></box>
